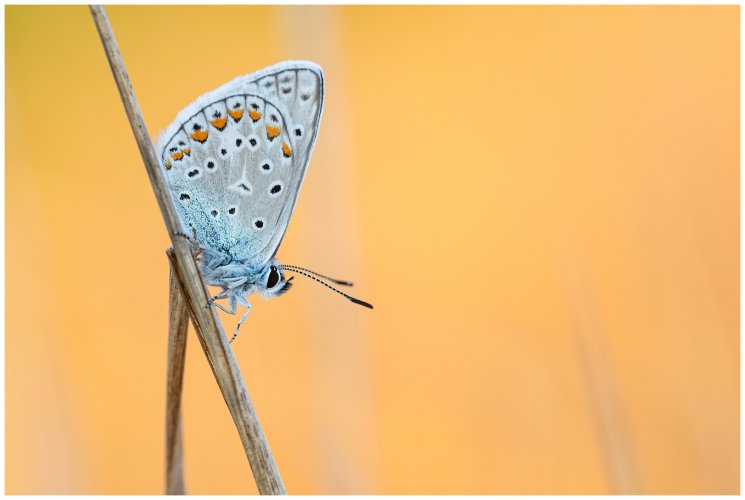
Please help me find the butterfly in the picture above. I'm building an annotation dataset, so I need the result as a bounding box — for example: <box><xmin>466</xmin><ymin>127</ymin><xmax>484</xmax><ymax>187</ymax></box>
<box><xmin>157</xmin><ymin>61</ymin><xmax>372</xmax><ymax>342</ymax></box>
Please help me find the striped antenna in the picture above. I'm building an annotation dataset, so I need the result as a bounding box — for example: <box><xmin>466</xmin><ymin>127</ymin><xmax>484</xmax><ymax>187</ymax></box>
<box><xmin>277</xmin><ymin>265</ymin><xmax>373</xmax><ymax>309</ymax></box>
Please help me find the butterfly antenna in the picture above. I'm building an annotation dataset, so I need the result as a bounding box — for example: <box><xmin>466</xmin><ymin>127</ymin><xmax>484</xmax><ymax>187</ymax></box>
<box><xmin>277</xmin><ymin>266</ymin><xmax>373</xmax><ymax>309</ymax></box>
<box><xmin>279</xmin><ymin>264</ymin><xmax>355</xmax><ymax>286</ymax></box>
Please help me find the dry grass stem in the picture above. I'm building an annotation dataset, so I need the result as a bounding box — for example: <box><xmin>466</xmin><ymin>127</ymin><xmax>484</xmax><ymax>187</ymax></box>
<box><xmin>166</xmin><ymin>265</ymin><xmax>189</xmax><ymax>494</ymax></box>
<box><xmin>90</xmin><ymin>5</ymin><xmax>286</xmax><ymax>494</ymax></box>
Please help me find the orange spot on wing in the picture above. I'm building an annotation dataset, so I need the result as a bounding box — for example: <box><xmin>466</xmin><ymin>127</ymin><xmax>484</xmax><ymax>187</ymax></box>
<box><xmin>282</xmin><ymin>142</ymin><xmax>292</xmax><ymax>158</ymax></box>
<box><xmin>165</xmin><ymin>160</ymin><xmax>172</xmax><ymax>170</ymax></box>
<box><xmin>170</xmin><ymin>151</ymin><xmax>184</xmax><ymax>161</ymax></box>
<box><xmin>190</xmin><ymin>130</ymin><xmax>208</xmax><ymax>143</ymax></box>
<box><xmin>182</xmin><ymin>148</ymin><xmax>191</xmax><ymax>156</ymax></box>
<box><xmin>249</xmin><ymin>109</ymin><xmax>262</xmax><ymax>122</ymax></box>
<box><xmin>211</xmin><ymin>117</ymin><xmax>227</xmax><ymax>130</ymax></box>
<box><xmin>228</xmin><ymin>109</ymin><xmax>244</xmax><ymax>121</ymax></box>
<box><xmin>266</xmin><ymin>125</ymin><xmax>281</xmax><ymax>140</ymax></box>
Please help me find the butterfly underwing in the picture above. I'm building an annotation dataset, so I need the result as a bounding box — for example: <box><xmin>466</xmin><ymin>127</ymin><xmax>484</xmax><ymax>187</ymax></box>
<box><xmin>157</xmin><ymin>61</ymin><xmax>371</xmax><ymax>342</ymax></box>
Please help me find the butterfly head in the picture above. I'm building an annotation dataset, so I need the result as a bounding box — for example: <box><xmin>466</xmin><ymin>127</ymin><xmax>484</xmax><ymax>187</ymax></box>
<box><xmin>258</xmin><ymin>264</ymin><xmax>293</xmax><ymax>298</ymax></box>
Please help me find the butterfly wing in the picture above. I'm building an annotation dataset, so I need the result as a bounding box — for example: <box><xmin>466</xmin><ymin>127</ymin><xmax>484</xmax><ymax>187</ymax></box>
<box><xmin>157</xmin><ymin>61</ymin><xmax>324</xmax><ymax>267</ymax></box>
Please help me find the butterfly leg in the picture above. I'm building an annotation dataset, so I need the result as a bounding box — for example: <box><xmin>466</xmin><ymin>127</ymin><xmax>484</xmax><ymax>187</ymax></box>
<box><xmin>212</xmin><ymin>294</ymin><xmax>237</xmax><ymax>315</ymax></box>
<box><xmin>174</xmin><ymin>229</ymin><xmax>202</xmax><ymax>258</ymax></box>
<box><xmin>174</xmin><ymin>228</ymin><xmax>199</xmax><ymax>245</ymax></box>
<box><xmin>198</xmin><ymin>248</ymin><xmax>233</xmax><ymax>269</ymax></box>
<box><xmin>229</xmin><ymin>296</ymin><xmax>252</xmax><ymax>344</ymax></box>
<box><xmin>174</xmin><ymin>227</ymin><xmax>197</xmax><ymax>242</ymax></box>
<box><xmin>208</xmin><ymin>288</ymin><xmax>230</xmax><ymax>307</ymax></box>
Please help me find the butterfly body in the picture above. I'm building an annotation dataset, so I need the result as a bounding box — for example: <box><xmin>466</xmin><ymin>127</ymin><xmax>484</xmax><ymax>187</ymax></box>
<box><xmin>158</xmin><ymin>61</ymin><xmax>370</xmax><ymax>340</ymax></box>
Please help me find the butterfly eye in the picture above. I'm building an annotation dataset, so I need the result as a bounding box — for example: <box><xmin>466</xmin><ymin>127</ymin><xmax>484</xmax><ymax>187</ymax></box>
<box><xmin>267</xmin><ymin>266</ymin><xmax>280</xmax><ymax>289</ymax></box>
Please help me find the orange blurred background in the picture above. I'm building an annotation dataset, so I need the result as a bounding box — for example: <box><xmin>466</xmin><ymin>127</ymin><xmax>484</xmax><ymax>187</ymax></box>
<box><xmin>6</xmin><ymin>5</ymin><xmax>739</xmax><ymax>494</ymax></box>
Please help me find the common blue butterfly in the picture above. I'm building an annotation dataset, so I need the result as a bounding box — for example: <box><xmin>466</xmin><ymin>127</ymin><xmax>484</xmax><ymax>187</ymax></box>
<box><xmin>157</xmin><ymin>61</ymin><xmax>372</xmax><ymax>342</ymax></box>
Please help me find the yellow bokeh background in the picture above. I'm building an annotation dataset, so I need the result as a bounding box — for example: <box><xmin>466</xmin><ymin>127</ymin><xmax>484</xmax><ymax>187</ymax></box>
<box><xmin>6</xmin><ymin>5</ymin><xmax>739</xmax><ymax>494</ymax></box>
